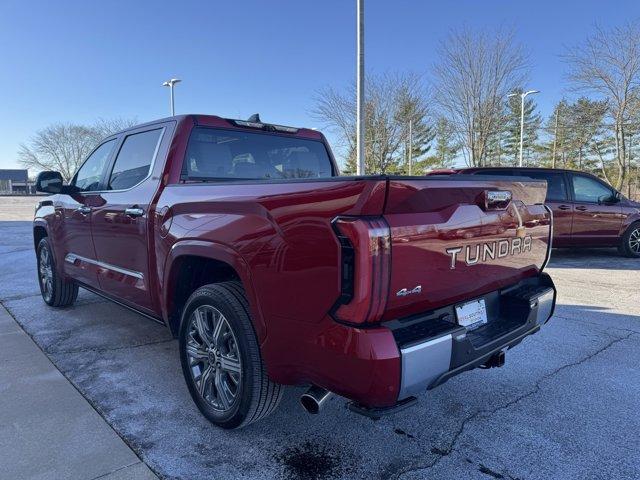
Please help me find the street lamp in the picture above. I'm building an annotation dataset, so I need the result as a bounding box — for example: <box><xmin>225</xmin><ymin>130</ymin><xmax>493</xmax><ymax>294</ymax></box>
<box><xmin>508</xmin><ymin>89</ymin><xmax>539</xmax><ymax>167</ymax></box>
<box><xmin>162</xmin><ymin>78</ymin><xmax>182</xmax><ymax>116</ymax></box>
<box><xmin>356</xmin><ymin>0</ymin><xmax>365</xmax><ymax>175</ymax></box>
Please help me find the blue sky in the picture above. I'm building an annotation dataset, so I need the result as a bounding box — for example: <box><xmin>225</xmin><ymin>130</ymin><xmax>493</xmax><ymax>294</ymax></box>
<box><xmin>1</xmin><ymin>0</ymin><xmax>639</xmax><ymax>170</ymax></box>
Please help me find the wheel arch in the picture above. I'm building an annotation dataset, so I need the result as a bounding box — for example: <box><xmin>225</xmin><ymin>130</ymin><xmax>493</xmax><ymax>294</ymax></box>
<box><xmin>33</xmin><ymin>222</ymin><xmax>48</xmax><ymax>250</ymax></box>
<box><xmin>163</xmin><ymin>240</ymin><xmax>265</xmax><ymax>340</ymax></box>
<box><xmin>620</xmin><ymin>214</ymin><xmax>640</xmax><ymax>238</ymax></box>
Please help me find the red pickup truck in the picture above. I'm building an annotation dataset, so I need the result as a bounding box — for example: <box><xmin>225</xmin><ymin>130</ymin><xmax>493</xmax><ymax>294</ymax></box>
<box><xmin>34</xmin><ymin>115</ymin><xmax>556</xmax><ymax>429</ymax></box>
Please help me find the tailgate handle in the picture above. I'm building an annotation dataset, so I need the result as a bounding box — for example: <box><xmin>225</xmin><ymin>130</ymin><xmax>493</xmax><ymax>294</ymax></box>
<box><xmin>481</xmin><ymin>190</ymin><xmax>512</xmax><ymax>211</ymax></box>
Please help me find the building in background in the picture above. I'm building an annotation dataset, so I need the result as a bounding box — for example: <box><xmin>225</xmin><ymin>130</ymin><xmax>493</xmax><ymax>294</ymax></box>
<box><xmin>0</xmin><ymin>169</ymin><xmax>35</xmax><ymax>195</ymax></box>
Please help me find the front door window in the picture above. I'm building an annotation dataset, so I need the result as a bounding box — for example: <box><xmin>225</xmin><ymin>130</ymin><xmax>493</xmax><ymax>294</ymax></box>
<box><xmin>73</xmin><ymin>139</ymin><xmax>116</xmax><ymax>191</ymax></box>
<box><xmin>571</xmin><ymin>175</ymin><xmax>613</xmax><ymax>203</ymax></box>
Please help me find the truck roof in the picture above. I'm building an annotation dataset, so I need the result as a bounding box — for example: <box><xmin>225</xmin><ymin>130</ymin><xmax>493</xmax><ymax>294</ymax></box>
<box><xmin>113</xmin><ymin>114</ymin><xmax>325</xmax><ymax>141</ymax></box>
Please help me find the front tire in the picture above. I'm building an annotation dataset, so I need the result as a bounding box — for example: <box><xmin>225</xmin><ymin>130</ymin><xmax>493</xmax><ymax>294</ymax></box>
<box><xmin>619</xmin><ymin>222</ymin><xmax>640</xmax><ymax>258</ymax></box>
<box><xmin>179</xmin><ymin>281</ymin><xmax>282</xmax><ymax>429</ymax></box>
<box><xmin>36</xmin><ymin>237</ymin><xmax>78</xmax><ymax>307</ymax></box>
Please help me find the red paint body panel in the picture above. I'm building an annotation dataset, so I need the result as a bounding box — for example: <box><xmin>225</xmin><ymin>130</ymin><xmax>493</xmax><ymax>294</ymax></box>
<box><xmin>35</xmin><ymin>115</ymin><xmax>557</xmax><ymax>408</ymax></box>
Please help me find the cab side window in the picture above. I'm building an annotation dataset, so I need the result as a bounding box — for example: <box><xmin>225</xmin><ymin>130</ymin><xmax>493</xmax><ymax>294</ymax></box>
<box><xmin>571</xmin><ymin>174</ymin><xmax>613</xmax><ymax>203</ymax></box>
<box><xmin>73</xmin><ymin>139</ymin><xmax>116</xmax><ymax>192</ymax></box>
<box><xmin>108</xmin><ymin>129</ymin><xmax>163</xmax><ymax>190</ymax></box>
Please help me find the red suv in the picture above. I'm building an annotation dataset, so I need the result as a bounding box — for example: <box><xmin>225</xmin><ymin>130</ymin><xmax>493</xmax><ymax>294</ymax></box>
<box><xmin>454</xmin><ymin>168</ymin><xmax>640</xmax><ymax>257</ymax></box>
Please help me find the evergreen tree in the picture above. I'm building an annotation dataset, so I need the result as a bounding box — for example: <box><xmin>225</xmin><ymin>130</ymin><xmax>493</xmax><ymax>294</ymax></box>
<box><xmin>413</xmin><ymin>117</ymin><xmax>458</xmax><ymax>172</ymax></box>
<box><xmin>540</xmin><ymin>99</ymin><xmax>569</xmax><ymax>168</ymax></box>
<box><xmin>314</xmin><ymin>73</ymin><xmax>434</xmax><ymax>175</ymax></box>
<box><xmin>558</xmin><ymin>97</ymin><xmax>615</xmax><ymax>170</ymax></box>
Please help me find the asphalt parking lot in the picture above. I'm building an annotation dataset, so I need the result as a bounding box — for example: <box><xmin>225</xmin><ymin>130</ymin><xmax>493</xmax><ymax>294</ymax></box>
<box><xmin>1</xmin><ymin>196</ymin><xmax>639</xmax><ymax>480</ymax></box>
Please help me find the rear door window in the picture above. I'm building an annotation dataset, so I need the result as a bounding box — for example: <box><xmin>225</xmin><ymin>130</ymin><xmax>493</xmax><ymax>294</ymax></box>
<box><xmin>108</xmin><ymin>129</ymin><xmax>163</xmax><ymax>190</ymax></box>
<box><xmin>523</xmin><ymin>171</ymin><xmax>568</xmax><ymax>202</ymax></box>
<box><xmin>183</xmin><ymin>127</ymin><xmax>334</xmax><ymax>181</ymax></box>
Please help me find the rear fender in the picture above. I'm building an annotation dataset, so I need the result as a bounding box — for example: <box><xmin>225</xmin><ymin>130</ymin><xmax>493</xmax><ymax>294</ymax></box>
<box><xmin>163</xmin><ymin>240</ymin><xmax>266</xmax><ymax>341</ymax></box>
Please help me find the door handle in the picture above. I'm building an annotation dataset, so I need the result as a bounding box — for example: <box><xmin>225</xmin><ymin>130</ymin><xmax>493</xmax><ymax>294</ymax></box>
<box><xmin>75</xmin><ymin>205</ymin><xmax>91</xmax><ymax>215</ymax></box>
<box><xmin>124</xmin><ymin>207</ymin><xmax>145</xmax><ymax>218</ymax></box>
<box><xmin>558</xmin><ymin>205</ymin><xmax>571</xmax><ymax>210</ymax></box>
<box><xmin>575</xmin><ymin>206</ymin><xmax>588</xmax><ymax>211</ymax></box>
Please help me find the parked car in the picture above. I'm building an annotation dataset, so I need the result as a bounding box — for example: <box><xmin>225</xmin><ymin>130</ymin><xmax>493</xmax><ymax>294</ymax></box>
<box><xmin>433</xmin><ymin>167</ymin><xmax>640</xmax><ymax>257</ymax></box>
<box><xmin>33</xmin><ymin>115</ymin><xmax>556</xmax><ymax>429</ymax></box>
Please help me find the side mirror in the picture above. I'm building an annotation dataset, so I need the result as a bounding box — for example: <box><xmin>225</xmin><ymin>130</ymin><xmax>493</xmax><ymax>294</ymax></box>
<box><xmin>35</xmin><ymin>171</ymin><xmax>64</xmax><ymax>194</ymax></box>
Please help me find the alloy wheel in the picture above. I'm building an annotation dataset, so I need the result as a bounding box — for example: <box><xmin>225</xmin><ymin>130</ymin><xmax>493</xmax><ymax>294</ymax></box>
<box><xmin>630</xmin><ymin>228</ymin><xmax>640</xmax><ymax>254</ymax></box>
<box><xmin>186</xmin><ymin>305</ymin><xmax>242</xmax><ymax>412</ymax></box>
<box><xmin>39</xmin><ymin>246</ymin><xmax>53</xmax><ymax>302</ymax></box>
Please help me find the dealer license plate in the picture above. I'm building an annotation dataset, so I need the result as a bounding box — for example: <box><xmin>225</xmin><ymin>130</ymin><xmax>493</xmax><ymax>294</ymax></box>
<box><xmin>455</xmin><ymin>299</ymin><xmax>488</xmax><ymax>330</ymax></box>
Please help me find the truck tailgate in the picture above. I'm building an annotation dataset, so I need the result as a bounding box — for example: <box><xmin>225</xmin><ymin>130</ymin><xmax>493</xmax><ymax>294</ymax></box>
<box><xmin>382</xmin><ymin>176</ymin><xmax>551</xmax><ymax>321</ymax></box>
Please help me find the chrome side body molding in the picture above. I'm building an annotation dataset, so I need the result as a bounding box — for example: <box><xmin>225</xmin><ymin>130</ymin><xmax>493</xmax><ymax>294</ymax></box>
<box><xmin>65</xmin><ymin>253</ymin><xmax>144</xmax><ymax>280</ymax></box>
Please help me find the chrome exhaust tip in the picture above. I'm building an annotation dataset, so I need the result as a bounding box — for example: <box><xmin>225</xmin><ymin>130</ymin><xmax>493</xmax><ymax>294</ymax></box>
<box><xmin>300</xmin><ymin>385</ymin><xmax>333</xmax><ymax>414</ymax></box>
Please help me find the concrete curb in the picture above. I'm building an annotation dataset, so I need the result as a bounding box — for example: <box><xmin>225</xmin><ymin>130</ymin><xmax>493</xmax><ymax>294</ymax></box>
<box><xmin>0</xmin><ymin>304</ymin><xmax>158</xmax><ymax>480</ymax></box>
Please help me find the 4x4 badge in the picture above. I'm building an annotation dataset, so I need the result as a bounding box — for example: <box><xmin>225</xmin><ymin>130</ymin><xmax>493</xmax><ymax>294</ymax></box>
<box><xmin>397</xmin><ymin>285</ymin><xmax>422</xmax><ymax>297</ymax></box>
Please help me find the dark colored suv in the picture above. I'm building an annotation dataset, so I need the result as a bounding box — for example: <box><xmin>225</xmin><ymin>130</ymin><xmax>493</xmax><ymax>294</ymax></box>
<box><xmin>452</xmin><ymin>168</ymin><xmax>640</xmax><ymax>257</ymax></box>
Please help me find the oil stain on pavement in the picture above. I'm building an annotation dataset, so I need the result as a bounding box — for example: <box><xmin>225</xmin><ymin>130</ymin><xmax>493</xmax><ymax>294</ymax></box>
<box><xmin>275</xmin><ymin>441</ymin><xmax>354</xmax><ymax>480</ymax></box>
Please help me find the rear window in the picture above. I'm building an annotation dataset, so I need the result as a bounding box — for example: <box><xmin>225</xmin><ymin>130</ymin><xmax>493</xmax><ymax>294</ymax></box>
<box><xmin>183</xmin><ymin>127</ymin><xmax>334</xmax><ymax>181</ymax></box>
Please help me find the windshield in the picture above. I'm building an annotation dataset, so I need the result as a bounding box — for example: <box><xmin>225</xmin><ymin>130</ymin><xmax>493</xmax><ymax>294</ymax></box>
<box><xmin>183</xmin><ymin>127</ymin><xmax>334</xmax><ymax>181</ymax></box>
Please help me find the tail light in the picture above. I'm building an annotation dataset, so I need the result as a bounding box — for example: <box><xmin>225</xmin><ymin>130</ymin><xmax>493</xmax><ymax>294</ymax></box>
<box><xmin>331</xmin><ymin>216</ymin><xmax>391</xmax><ymax>325</ymax></box>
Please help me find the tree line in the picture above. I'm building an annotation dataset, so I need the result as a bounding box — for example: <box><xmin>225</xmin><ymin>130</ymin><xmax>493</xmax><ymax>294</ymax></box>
<box><xmin>314</xmin><ymin>22</ymin><xmax>640</xmax><ymax>197</ymax></box>
<box><xmin>17</xmin><ymin>22</ymin><xmax>640</xmax><ymax>198</ymax></box>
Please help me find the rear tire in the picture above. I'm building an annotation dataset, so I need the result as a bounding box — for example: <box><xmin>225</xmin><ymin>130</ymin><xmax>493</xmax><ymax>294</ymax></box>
<box><xmin>619</xmin><ymin>222</ymin><xmax>640</xmax><ymax>258</ymax></box>
<box><xmin>36</xmin><ymin>237</ymin><xmax>78</xmax><ymax>307</ymax></box>
<box><xmin>179</xmin><ymin>281</ymin><xmax>282</xmax><ymax>429</ymax></box>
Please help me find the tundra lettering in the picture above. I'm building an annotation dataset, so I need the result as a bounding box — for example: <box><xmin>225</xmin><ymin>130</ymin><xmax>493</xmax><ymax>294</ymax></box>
<box><xmin>446</xmin><ymin>235</ymin><xmax>533</xmax><ymax>269</ymax></box>
<box><xmin>34</xmin><ymin>114</ymin><xmax>556</xmax><ymax>429</ymax></box>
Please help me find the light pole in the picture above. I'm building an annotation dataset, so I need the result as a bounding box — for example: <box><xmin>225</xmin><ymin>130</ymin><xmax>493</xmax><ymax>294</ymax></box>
<box><xmin>508</xmin><ymin>89</ymin><xmax>539</xmax><ymax>167</ymax></box>
<box><xmin>356</xmin><ymin>0</ymin><xmax>365</xmax><ymax>175</ymax></box>
<box><xmin>408</xmin><ymin>119</ymin><xmax>413</xmax><ymax>175</ymax></box>
<box><xmin>162</xmin><ymin>78</ymin><xmax>182</xmax><ymax>116</ymax></box>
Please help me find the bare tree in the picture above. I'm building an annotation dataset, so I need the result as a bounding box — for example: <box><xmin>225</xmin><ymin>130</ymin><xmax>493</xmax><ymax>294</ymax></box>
<box><xmin>18</xmin><ymin>118</ymin><xmax>137</xmax><ymax>181</ymax></box>
<box><xmin>564</xmin><ymin>22</ymin><xmax>640</xmax><ymax>189</ymax></box>
<box><xmin>432</xmin><ymin>27</ymin><xmax>529</xmax><ymax>166</ymax></box>
<box><xmin>92</xmin><ymin>117</ymin><xmax>138</xmax><ymax>139</ymax></box>
<box><xmin>313</xmin><ymin>72</ymin><xmax>434</xmax><ymax>174</ymax></box>
<box><xmin>18</xmin><ymin>123</ymin><xmax>99</xmax><ymax>181</ymax></box>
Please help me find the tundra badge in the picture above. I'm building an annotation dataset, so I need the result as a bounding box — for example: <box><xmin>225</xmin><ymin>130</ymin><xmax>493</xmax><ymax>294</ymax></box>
<box><xmin>445</xmin><ymin>235</ymin><xmax>533</xmax><ymax>269</ymax></box>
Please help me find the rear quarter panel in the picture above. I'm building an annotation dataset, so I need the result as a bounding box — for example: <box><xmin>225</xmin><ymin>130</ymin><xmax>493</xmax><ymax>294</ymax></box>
<box><xmin>155</xmin><ymin>179</ymin><xmax>386</xmax><ymax>337</ymax></box>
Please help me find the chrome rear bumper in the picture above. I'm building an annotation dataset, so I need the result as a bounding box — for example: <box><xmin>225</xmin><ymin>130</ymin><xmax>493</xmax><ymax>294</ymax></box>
<box><xmin>396</xmin><ymin>277</ymin><xmax>556</xmax><ymax>401</ymax></box>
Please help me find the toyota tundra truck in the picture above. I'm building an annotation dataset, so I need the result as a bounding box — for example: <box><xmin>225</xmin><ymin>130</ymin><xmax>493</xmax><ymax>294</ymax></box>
<box><xmin>33</xmin><ymin>114</ymin><xmax>556</xmax><ymax>429</ymax></box>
